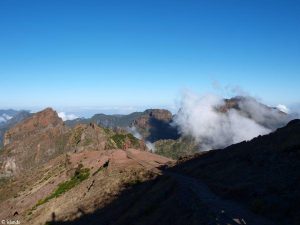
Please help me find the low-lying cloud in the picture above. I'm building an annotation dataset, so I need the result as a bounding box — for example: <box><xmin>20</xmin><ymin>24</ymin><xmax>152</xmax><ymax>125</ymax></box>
<box><xmin>127</xmin><ymin>126</ymin><xmax>156</xmax><ymax>151</ymax></box>
<box><xmin>0</xmin><ymin>114</ymin><xmax>13</xmax><ymax>123</ymax></box>
<box><xmin>174</xmin><ymin>91</ymin><xmax>295</xmax><ymax>151</ymax></box>
<box><xmin>127</xmin><ymin>126</ymin><xmax>142</xmax><ymax>139</ymax></box>
<box><xmin>276</xmin><ymin>104</ymin><xmax>290</xmax><ymax>114</ymax></box>
<box><xmin>58</xmin><ymin>112</ymin><xmax>79</xmax><ymax>121</ymax></box>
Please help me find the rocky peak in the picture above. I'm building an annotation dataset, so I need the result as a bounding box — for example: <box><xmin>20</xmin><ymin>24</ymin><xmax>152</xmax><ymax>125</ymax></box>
<box><xmin>218</xmin><ymin>97</ymin><xmax>243</xmax><ymax>113</ymax></box>
<box><xmin>29</xmin><ymin>108</ymin><xmax>63</xmax><ymax>128</ymax></box>
<box><xmin>132</xmin><ymin>109</ymin><xmax>173</xmax><ymax>128</ymax></box>
<box><xmin>131</xmin><ymin>109</ymin><xmax>179</xmax><ymax>142</ymax></box>
<box><xmin>144</xmin><ymin>109</ymin><xmax>173</xmax><ymax>121</ymax></box>
<box><xmin>3</xmin><ymin>108</ymin><xmax>63</xmax><ymax>147</ymax></box>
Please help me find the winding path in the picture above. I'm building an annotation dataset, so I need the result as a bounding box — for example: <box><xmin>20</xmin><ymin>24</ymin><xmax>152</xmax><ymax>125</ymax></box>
<box><xmin>165</xmin><ymin>172</ymin><xmax>276</xmax><ymax>225</ymax></box>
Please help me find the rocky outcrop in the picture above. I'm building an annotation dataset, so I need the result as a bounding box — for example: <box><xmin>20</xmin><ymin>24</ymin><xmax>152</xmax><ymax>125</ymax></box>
<box><xmin>132</xmin><ymin>109</ymin><xmax>173</xmax><ymax>128</ymax></box>
<box><xmin>131</xmin><ymin>109</ymin><xmax>180</xmax><ymax>142</ymax></box>
<box><xmin>3</xmin><ymin>108</ymin><xmax>63</xmax><ymax>147</ymax></box>
<box><xmin>0</xmin><ymin>108</ymin><xmax>69</xmax><ymax>176</ymax></box>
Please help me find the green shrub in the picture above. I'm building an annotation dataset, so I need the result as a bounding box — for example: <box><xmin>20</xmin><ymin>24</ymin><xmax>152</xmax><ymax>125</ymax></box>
<box><xmin>111</xmin><ymin>133</ymin><xmax>140</xmax><ymax>149</ymax></box>
<box><xmin>127</xmin><ymin>133</ymin><xmax>140</xmax><ymax>147</ymax></box>
<box><xmin>34</xmin><ymin>166</ymin><xmax>90</xmax><ymax>208</ymax></box>
<box><xmin>103</xmin><ymin>127</ymin><xmax>111</xmax><ymax>135</ymax></box>
<box><xmin>111</xmin><ymin>134</ymin><xmax>127</xmax><ymax>148</ymax></box>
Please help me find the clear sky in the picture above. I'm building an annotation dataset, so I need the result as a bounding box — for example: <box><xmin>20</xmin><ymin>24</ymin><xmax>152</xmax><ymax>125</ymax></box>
<box><xmin>0</xmin><ymin>0</ymin><xmax>299</xmax><ymax>115</ymax></box>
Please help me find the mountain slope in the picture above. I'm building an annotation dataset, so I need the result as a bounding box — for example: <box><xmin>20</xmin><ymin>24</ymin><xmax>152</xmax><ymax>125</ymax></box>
<box><xmin>174</xmin><ymin>119</ymin><xmax>300</xmax><ymax>225</ymax></box>
<box><xmin>0</xmin><ymin>148</ymin><xmax>173</xmax><ymax>225</ymax></box>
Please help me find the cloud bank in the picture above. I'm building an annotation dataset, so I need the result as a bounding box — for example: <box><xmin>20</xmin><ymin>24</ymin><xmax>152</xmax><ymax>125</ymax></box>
<box><xmin>58</xmin><ymin>112</ymin><xmax>79</xmax><ymax>121</ymax></box>
<box><xmin>0</xmin><ymin>114</ymin><xmax>13</xmax><ymax>123</ymax></box>
<box><xmin>276</xmin><ymin>104</ymin><xmax>290</xmax><ymax>114</ymax></box>
<box><xmin>174</xmin><ymin>91</ymin><xmax>294</xmax><ymax>151</ymax></box>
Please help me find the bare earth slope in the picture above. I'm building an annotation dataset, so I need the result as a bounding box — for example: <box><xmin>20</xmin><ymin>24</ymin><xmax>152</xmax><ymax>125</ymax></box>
<box><xmin>0</xmin><ymin>148</ymin><xmax>174</xmax><ymax>225</ymax></box>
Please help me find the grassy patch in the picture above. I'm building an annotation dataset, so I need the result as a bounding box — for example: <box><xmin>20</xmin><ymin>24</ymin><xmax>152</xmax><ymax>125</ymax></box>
<box><xmin>34</xmin><ymin>165</ymin><xmax>90</xmax><ymax>208</ymax></box>
<box><xmin>127</xmin><ymin>133</ymin><xmax>140</xmax><ymax>147</ymax></box>
<box><xmin>111</xmin><ymin>133</ymin><xmax>140</xmax><ymax>149</ymax></box>
<box><xmin>111</xmin><ymin>134</ymin><xmax>127</xmax><ymax>148</ymax></box>
<box><xmin>155</xmin><ymin>138</ymin><xmax>198</xmax><ymax>159</ymax></box>
<box><xmin>103</xmin><ymin>127</ymin><xmax>112</xmax><ymax>135</ymax></box>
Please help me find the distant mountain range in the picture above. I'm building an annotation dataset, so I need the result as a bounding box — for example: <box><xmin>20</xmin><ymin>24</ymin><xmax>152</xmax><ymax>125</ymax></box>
<box><xmin>65</xmin><ymin>111</ymin><xmax>144</xmax><ymax>128</ymax></box>
<box><xmin>0</xmin><ymin>109</ymin><xmax>21</xmax><ymax>124</ymax></box>
<box><xmin>65</xmin><ymin>109</ymin><xmax>181</xmax><ymax>147</ymax></box>
<box><xmin>0</xmin><ymin>97</ymin><xmax>293</xmax><ymax>160</ymax></box>
<box><xmin>0</xmin><ymin>110</ymin><xmax>32</xmax><ymax>147</ymax></box>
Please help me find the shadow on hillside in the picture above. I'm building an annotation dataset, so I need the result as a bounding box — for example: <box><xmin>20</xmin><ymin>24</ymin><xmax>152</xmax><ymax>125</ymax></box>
<box><xmin>146</xmin><ymin>118</ymin><xmax>180</xmax><ymax>142</ymax></box>
<box><xmin>46</xmin><ymin>163</ymin><xmax>241</xmax><ymax>225</ymax></box>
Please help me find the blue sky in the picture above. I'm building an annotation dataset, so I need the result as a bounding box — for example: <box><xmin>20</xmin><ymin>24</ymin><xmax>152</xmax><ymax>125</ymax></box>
<box><xmin>0</xmin><ymin>0</ymin><xmax>299</xmax><ymax>116</ymax></box>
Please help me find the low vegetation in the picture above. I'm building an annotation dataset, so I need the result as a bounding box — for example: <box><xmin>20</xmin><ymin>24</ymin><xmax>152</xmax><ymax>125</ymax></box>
<box><xmin>34</xmin><ymin>165</ymin><xmax>90</xmax><ymax>208</ymax></box>
<box><xmin>155</xmin><ymin>137</ymin><xmax>198</xmax><ymax>159</ymax></box>
<box><xmin>107</xmin><ymin>133</ymin><xmax>140</xmax><ymax>149</ymax></box>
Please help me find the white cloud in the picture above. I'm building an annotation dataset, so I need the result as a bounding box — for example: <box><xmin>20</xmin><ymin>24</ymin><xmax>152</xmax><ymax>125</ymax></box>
<box><xmin>276</xmin><ymin>104</ymin><xmax>290</xmax><ymax>114</ymax></box>
<box><xmin>146</xmin><ymin>141</ymin><xmax>156</xmax><ymax>151</ymax></box>
<box><xmin>174</xmin><ymin>91</ymin><xmax>292</xmax><ymax>151</ymax></box>
<box><xmin>127</xmin><ymin>126</ymin><xmax>156</xmax><ymax>151</ymax></box>
<box><xmin>0</xmin><ymin>114</ymin><xmax>13</xmax><ymax>123</ymax></box>
<box><xmin>58</xmin><ymin>112</ymin><xmax>78</xmax><ymax>121</ymax></box>
<box><xmin>127</xmin><ymin>126</ymin><xmax>142</xmax><ymax>139</ymax></box>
